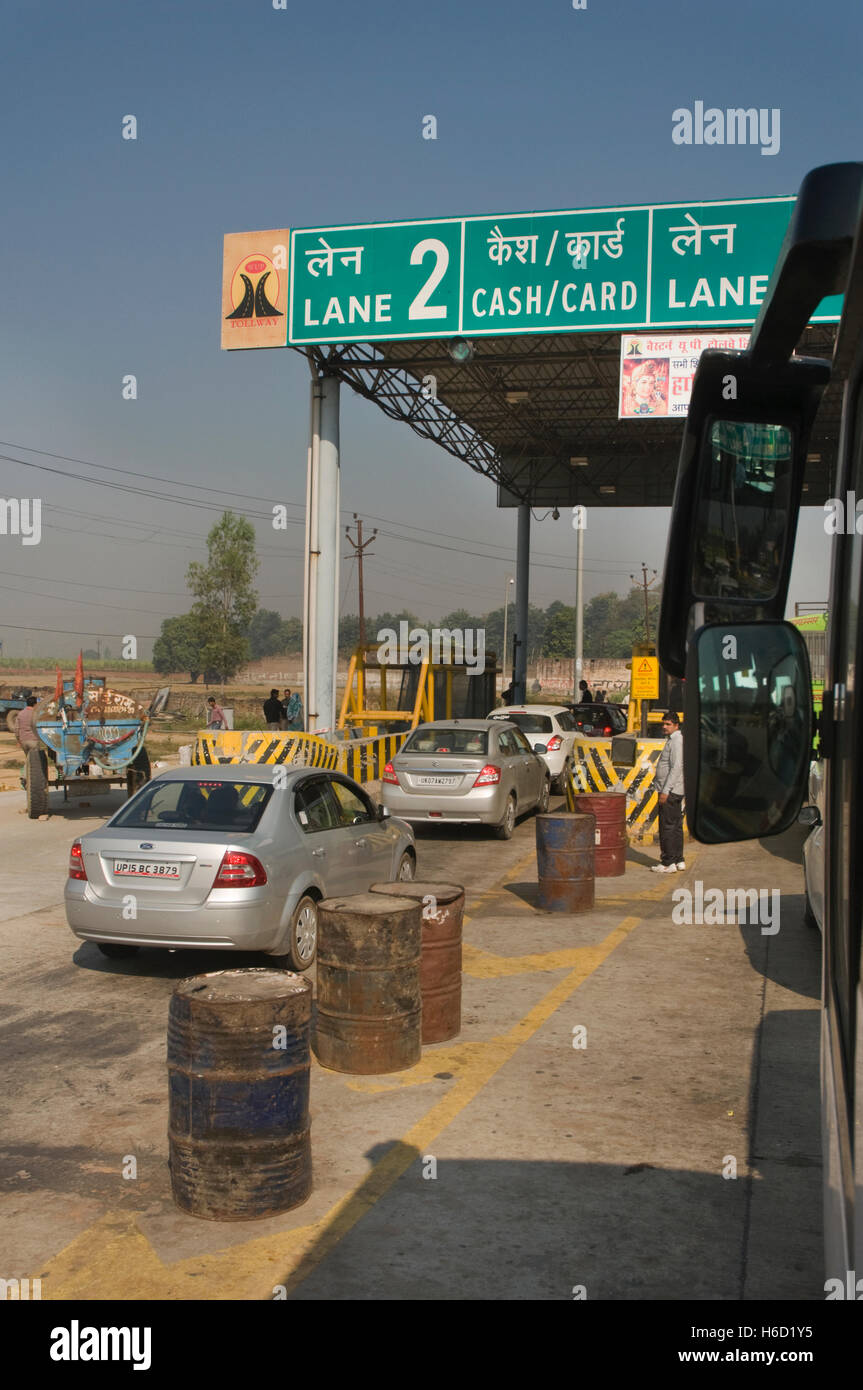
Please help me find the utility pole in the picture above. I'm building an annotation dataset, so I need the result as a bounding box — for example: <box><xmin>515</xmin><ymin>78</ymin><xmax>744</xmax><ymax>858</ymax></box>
<box><xmin>344</xmin><ymin>514</ymin><xmax>377</xmax><ymax>648</ymax></box>
<box><xmin>630</xmin><ymin>563</ymin><xmax>659</xmax><ymax>643</ymax></box>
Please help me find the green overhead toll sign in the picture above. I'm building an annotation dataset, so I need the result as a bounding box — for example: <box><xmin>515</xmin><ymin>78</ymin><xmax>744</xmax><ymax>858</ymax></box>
<box><xmin>288</xmin><ymin>196</ymin><xmax>842</xmax><ymax>344</ymax></box>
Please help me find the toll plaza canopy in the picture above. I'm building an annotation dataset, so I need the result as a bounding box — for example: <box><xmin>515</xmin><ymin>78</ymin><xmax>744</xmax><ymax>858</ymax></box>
<box><xmin>223</xmin><ymin>190</ymin><xmax>845</xmax><ymax>727</ymax></box>
<box><xmin>283</xmin><ymin>193</ymin><xmax>844</xmax><ymax>508</ymax></box>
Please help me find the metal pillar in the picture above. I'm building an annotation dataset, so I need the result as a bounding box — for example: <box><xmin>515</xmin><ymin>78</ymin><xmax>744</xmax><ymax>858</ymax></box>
<box><xmin>513</xmin><ymin>504</ymin><xmax>530</xmax><ymax>703</ymax></box>
<box><xmin>574</xmin><ymin>523</ymin><xmax>584</xmax><ymax>699</ymax></box>
<box><xmin>303</xmin><ymin>373</ymin><xmax>340</xmax><ymax>731</ymax></box>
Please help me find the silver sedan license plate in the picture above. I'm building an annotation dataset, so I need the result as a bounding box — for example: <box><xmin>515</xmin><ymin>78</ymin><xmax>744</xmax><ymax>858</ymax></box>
<box><xmin>113</xmin><ymin>861</ymin><xmax>180</xmax><ymax>878</ymax></box>
<box><xmin>416</xmin><ymin>775</ymin><xmax>458</xmax><ymax>787</ymax></box>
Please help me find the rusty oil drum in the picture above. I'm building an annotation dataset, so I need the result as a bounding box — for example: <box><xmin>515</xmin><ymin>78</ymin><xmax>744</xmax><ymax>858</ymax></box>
<box><xmin>535</xmin><ymin>812</ymin><xmax>595</xmax><ymax>911</ymax></box>
<box><xmin>167</xmin><ymin>968</ymin><xmax>311</xmax><ymax>1221</ymax></box>
<box><xmin>369</xmin><ymin>880</ymin><xmax>463</xmax><ymax>1044</ymax></box>
<box><xmin>572</xmin><ymin>790</ymin><xmax>627</xmax><ymax>876</ymax></box>
<box><xmin>314</xmin><ymin>893</ymin><xmax>422</xmax><ymax>1073</ymax></box>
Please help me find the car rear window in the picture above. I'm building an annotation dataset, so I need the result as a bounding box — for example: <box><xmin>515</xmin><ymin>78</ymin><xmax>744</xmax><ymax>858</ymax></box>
<box><xmin>111</xmin><ymin>780</ymin><xmax>273</xmax><ymax>833</ymax></box>
<box><xmin>402</xmin><ymin>728</ymin><xmax>489</xmax><ymax>756</ymax></box>
<box><xmin>498</xmin><ymin>712</ymin><xmax>554</xmax><ymax>734</ymax></box>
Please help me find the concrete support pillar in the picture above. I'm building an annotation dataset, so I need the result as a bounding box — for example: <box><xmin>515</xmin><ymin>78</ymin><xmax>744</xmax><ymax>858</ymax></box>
<box><xmin>303</xmin><ymin>373</ymin><xmax>340</xmax><ymax>732</ymax></box>
<box><xmin>513</xmin><ymin>503</ymin><xmax>530</xmax><ymax>703</ymax></box>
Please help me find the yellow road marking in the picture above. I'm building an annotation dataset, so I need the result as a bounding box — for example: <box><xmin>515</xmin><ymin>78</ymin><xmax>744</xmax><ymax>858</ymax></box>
<box><xmin>42</xmin><ymin>838</ymin><xmax>690</xmax><ymax>1299</ymax></box>
<box><xmin>43</xmin><ymin>911</ymin><xmax>643</xmax><ymax>1301</ymax></box>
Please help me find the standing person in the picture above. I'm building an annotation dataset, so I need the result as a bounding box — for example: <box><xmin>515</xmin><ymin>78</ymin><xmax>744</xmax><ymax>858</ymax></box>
<box><xmin>284</xmin><ymin>688</ymin><xmax>304</xmax><ymax>730</ymax></box>
<box><xmin>578</xmin><ymin>679</ymin><xmax>593</xmax><ymax>703</ymax></box>
<box><xmin>652</xmin><ymin>711</ymin><xmax>685</xmax><ymax>873</ymax></box>
<box><xmin>263</xmin><ymin>688</ymin><xmax>283</xmax><ymax>730</ymax></box>
<box><xmin>280</xmin><ymin>688</ymin><xmax>292</xmax><ymax>731</ymax></box>
<box><xmin>15</xmin><ymin>695</ymin><xmax>40</xmax><ymax>753</ymax></box>
<box><xmin>206</xmin><ymin>696</ymin><xmax>226</xmax><ymax>730</ymax></box>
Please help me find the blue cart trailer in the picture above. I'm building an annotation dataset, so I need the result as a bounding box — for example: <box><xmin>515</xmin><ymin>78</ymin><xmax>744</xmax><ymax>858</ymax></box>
<box><xmin>24</xmin><ymin>674</ymin><xmax>156</xmax><ymax>818</ymax></box>
<box><xmin>0</xmin><ymin>687</ymin><xmax>36</xmax><ymax>733</ymax></box>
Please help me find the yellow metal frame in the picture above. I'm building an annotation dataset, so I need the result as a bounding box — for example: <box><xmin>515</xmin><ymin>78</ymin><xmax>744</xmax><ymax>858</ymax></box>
<box><xmin>337</xmin><ymin>643</ymin><xmax>458</xmax><ymax>733</ymax></box>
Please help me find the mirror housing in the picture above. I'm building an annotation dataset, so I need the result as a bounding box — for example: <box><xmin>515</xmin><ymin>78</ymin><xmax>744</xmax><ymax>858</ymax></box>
<box><xmin>533</xmin><ymin>743</ymin><xmax>548</xmax><ymax>754</ymax></box>
<box><xmin>683</xmin><ymin>621</ymin><xmax>812</xmax><ymax>842</ymax></box>
<box><xmin>659</xmin><ymin>352</ymin><xmax>829</xmax><ymax>677</ymax></box>
<box><xmin>376</xmin><ymin>802</ymin><xmax>389</xmax><ymax>821</ymax></box>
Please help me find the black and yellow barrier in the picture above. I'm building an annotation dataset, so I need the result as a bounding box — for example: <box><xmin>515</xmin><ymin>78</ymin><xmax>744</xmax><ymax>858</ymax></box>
<box><xmin>570</xmin><ymin>736</ymin><xmax>684</xmax><ymax>845</ymax></box>
<box><xmin>193</xmin><ymin>728</ymin><xmax>409</xmax><ymax>784</ymax></box>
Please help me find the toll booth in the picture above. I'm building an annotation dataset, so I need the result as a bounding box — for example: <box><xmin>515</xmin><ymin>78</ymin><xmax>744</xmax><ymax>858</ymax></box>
<box><xmin>338</xmin><ymin>644</ymin><xmax>499</xmax><ymax>735</ymax></box>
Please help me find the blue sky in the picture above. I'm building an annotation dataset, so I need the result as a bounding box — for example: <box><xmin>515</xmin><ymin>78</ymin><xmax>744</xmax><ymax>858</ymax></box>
<box><xmin>0</xmin><ymin>0</ymin><xmax>858</xmax><ymax>654</ymax></box>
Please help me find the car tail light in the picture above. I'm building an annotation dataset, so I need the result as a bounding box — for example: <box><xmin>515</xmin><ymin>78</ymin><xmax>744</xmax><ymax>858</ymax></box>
<box><xmin>545</xmin><ymin>735</ymin><xmax>562</xmax><ymax>751</ymax></box>
<box><xmin>602</xmin><ymin>725</ymin><xmax>612</xmax><ymax>735</ymax></box>
<box><xmin>382</xmin><ymin>761</ymin><xmax>399</xmax><ymax>785</ymax></box>
<box><xmin>68</xmin><ymin>840</ymin><xmax>87</xmax><ymax>880</ymax></box>
<box><xmin>213</xmin><ymin>851</ymin><xmax>268</xmax><ymax>887</ymax></box>
<box><xmin>473</xmin><ymin>764</ymin><xmax>501</xmax><ymax>786</ymax></box>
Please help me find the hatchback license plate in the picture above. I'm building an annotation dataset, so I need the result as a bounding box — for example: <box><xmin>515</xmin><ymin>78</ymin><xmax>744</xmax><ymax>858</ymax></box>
<box><xmin>416</xmin><ymin>775</ymin><xmax>458</xmax><ymax>787</ymax></box>
<box><xmin>113</xmin><ymin>861</ymin><xmax>180</xmax><ymax>878</ymax></box>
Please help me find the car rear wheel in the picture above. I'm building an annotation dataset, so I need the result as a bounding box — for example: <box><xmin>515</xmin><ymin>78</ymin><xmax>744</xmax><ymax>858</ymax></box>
<box><xmin>396</xmin><ymin>851</ymin><xmax>416</xmax><ymax>881</ymax></box>
<box><xmin>494</xmin><ymin>794</ymin><xmax>517</xmax><ymax>840</ymax></box>
<box><xmin>97</xmin><ymin>942</ymin><xmax>140</xmax><ymax>959</ymax></box>
<box><xmin>553</xmin><ymin>759</ymin><xmax>572</xmax><ymax>795</ymax></box>
<box><xmin>278</xmin><ymin>894</ymin><xmax>318</xmax><ymax>971</ymax></box>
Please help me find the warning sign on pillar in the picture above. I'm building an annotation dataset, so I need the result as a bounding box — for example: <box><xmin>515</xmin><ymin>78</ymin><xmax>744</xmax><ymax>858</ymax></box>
<box><xmin>221</xmin><ymin>231</ymin><xmax>290</xmax><ymax>350</ymax></box>
<box><xmin>631</xmin><ymin>656</ymin><xmax>659</xmax><ymax>700</ymax></box>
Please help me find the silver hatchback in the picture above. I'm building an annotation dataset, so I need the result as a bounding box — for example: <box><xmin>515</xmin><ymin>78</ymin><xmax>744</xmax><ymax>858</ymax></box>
<box><xmin>380</xmin><ymin>719</ymin><xmax>550</xmax><ymax>838</ymax></box>
<box><xmin>65</xmin><ymin>765</ymin><xmax>416</xmax><ymax>970</ymax></box>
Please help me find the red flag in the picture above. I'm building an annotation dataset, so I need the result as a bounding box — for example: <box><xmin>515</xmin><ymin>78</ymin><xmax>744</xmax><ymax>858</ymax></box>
<box><xmin>74</xmin><ymin>651</ymin><xmax>84</xmax><ymax>703</ymax></box>
<box><xmin>54</xmin><ymin>667</ymin><xmax>63</xmax><ymax>702</ymax></box>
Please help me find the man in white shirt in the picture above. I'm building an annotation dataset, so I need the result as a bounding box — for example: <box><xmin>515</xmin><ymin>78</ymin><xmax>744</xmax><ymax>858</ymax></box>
<box><xmin>652</xmin><ymin>711</ymin><xmax>685</xmax><ymax>873</ymax></box>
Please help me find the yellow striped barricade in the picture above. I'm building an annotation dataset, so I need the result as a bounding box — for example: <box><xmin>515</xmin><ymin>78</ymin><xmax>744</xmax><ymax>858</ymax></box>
<box><xmin>335</xmin><ymin>730</ymin><xmax>410</xmax><ymax>784</ymax></box>
<box><xmin>193</xmin><ymin>728</ymin><xmax>410</xmax><ymax>788</ymax></box>
<box><xmin>194</xmin><ymin>730</ymin><xmax>340</xmax><ymax>770</ymax></box>
<box><xmin>570</xmin><ymin>736</ymin><xmax>683</xmax><ymax>845</ymax></box>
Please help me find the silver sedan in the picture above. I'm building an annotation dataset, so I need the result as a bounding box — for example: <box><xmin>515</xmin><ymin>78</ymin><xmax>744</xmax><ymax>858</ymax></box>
<box><xmin>380</xmin><ymin>719</ymin><xmax>550</xmax><ymax>838</ymax></box>
<box><xmin>65</xmin><ymin>764</ymin><xmax>416</xmax><ymax>970</ymax></box>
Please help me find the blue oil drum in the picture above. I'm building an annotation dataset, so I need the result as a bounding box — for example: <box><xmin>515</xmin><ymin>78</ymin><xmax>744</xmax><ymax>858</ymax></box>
<box><xmin>168</xmin><ymin>968</ymin><xmax>312</xmax><ymax>1221</ymax></box>
<box><xmin>535</xmin><ymin>812</ymin><xmax>596</xmax><ymax>911</ymax></box>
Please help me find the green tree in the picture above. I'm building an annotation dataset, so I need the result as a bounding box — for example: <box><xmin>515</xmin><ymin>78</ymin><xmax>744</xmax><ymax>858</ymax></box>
<box><xmin>279</xmin><ymin>616</ymin><xmax>303</xmax><ymax>651</ymax></box>
<box><xmin>542</xmin><ymin>605</ymin><xmax>576</xmax><ymax>659</ymax></box>
<box><xmin>186</xmin><ymin>512</ymin><xmax>259</xmax><ymax>683</ymax></box>
<box><xmin>153</xmin><ymin>613</ymin><xmax>208</xmax><ymax>682</ymax></box>
<box><xmin>248</xmin><ymin>609</ymin><xmax>285</xmax><ymax>659</ymax></box>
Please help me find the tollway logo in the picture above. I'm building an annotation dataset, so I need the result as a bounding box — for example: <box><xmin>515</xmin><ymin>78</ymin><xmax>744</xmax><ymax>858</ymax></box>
<box><xmin>50</xmin><ymin>1321</ymin><xmax>151</xmax><ymax>1370</ymax></box>
<box><xmin>672</xmin><ymin>881</ymin><xmax>780</xmax><ymax>935</ymax></box>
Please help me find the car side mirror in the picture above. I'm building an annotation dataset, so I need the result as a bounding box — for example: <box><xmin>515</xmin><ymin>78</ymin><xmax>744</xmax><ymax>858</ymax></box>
<box><xmin>533</xmin><ymin>743</ymin><xmax>548</xmax><ymax>754</ymax></box>
<box><xmin>683</xmin><ymin>621</ymin><xmax>812</xmax><ymax>842</ymax></box>
<box><xmin>376</xmin><ymin>803</ymin><xmax>389</xmax><ymax>821</ymax></box>
<box><xmin>797</xmin><ymin>805</ymin><xmax>821</xmax><ymax>828</ymax></box>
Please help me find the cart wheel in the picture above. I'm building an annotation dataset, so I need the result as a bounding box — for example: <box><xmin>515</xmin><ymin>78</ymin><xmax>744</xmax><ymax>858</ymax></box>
<box><xmin>25</xmin><ymin>747</ymin><xmax>48</xmax><ymax>819</ymax></box>
<box><xmin>6</xmin><ymin>710</ymin><xmax>19</xmax><ymax>734</ymax></box>
<box><xmin>126</xmin><ymin>746</ymin><xmax>151</xmax><ymax>798</ymax></box>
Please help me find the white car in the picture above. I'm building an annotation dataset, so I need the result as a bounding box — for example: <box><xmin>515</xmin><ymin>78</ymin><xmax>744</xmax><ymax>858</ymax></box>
<box><xmin>801</xmin><ymin>759</ymin><xmax>824</xmax><ymax>931</ymax></box>
<box><xmin>487</xmin><ymin>704</ymin><xmax>578</xmax><ymax>793</ymax></box>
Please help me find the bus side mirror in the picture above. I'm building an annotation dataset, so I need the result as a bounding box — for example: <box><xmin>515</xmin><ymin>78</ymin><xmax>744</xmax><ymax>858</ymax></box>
<box><xmin>659</xmin><ymin>351</ymin><xmax>830</xmax><ymax>679</ymax></box>
<box><xmin>683</xmin><ymin>621</ymin><xmax>812</xmax><ymax>843</ymax></box>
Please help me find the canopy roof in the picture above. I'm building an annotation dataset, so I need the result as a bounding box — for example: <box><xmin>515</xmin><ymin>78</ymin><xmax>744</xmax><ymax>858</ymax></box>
<box><xmin>297</xmin><ymin>322</ymin><xmax>840</xmax><ymax>508</ymax></box>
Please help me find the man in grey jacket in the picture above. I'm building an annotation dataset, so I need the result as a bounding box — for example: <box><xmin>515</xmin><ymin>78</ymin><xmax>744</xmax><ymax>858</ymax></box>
<box><xmin>652</xmin><ymin>711</ymin><xmax>685</xmax><ymax>872</ymax></box>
